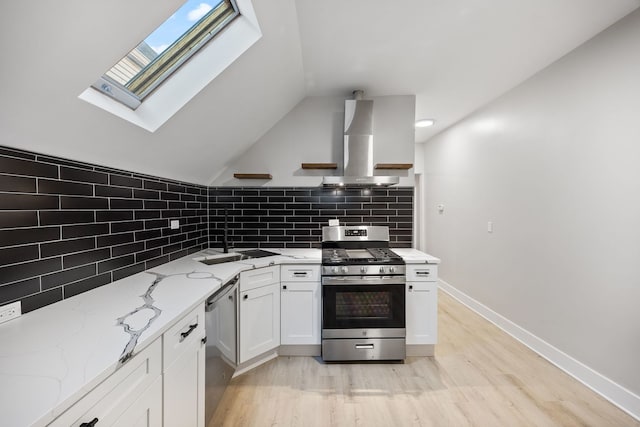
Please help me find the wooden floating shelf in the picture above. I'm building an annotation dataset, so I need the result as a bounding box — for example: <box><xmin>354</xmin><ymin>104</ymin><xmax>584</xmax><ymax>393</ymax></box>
<box><xmin>301</xmin><ymin>163</ymin><xmax>338</xmax><ymax>170</ymax></box>
<box><xmin>233</xmin><ymin>173</ymin><xmax>272</xmax><ymax>180</ymax></box>
<box><xmin>374</xmin><ymin>163</ymin><xmax>413</xmax><ymax>170</ymax></box>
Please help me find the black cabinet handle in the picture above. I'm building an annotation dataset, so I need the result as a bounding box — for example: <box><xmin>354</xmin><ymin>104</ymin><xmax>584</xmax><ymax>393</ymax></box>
<box><xmin>409</xmin><ymin>285</ymin><xmax>413</xmax><ymax>290</ymax></box>
<box><xmin>180</xmin><ymin>323</ymin><xmax>198</xmax><ymax>341</ymax></box>
<box><xmin>282</xmin><ymin>285</ymin><xmax>287</xmax><ymax>290</ymax></box>
<box><xmin>80</xmin><ymin>418</ymin><xmax>99</xmax><ymax>427</ymax></box>
<box><xmin>228</xmin><ymin>295</ymin><xmax>233</xmax><ymax>301</ymax></box>
<box><xmin>201</xmin><ymin>336</ymin><xmax>207</xmax><ymax>345</ymax></box>
<box><xmin>243</xmin><ymin>294</ymin><xmax>248</xmax><ymax>300</ymax></box>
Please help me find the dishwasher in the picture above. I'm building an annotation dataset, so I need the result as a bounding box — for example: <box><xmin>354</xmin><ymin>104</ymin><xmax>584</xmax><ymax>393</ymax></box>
<box><xmin>204</xmin><ymin>275</ymin><xmax>239</xmax><ymax>424</ymax></box>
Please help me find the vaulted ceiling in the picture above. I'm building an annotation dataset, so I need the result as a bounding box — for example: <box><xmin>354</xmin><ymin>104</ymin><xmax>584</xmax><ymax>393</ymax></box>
<box><xmin>1</xmin><ymin>0</ymin><xmax>638</xmax><ymax>184</ymax></box>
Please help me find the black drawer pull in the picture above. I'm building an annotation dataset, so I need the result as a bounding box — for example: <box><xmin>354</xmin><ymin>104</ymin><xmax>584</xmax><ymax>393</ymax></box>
<box><xmin>180</xmin><ymin>323</ymin><xmax>198</xmax><ymax>342</ymax></box>
<box><xmin>243</xmin><ymin>294</ymin><xmax>248</xmax><ymax>300</ymax></box>
<box><xmin>282</xmin><ymin>285</ymin><xmax>287</xmax><ymax>290</ymax></box>
<box><xmin>409</xmin><ymin>285</ymin><xmax>413</xmax><ymax>290</ymax></box>
<box><xmin>293</xmin><ymin>272</ymin><xmax>307</xmax><ymax>276</ymax></box>
<box><xmin>80</xmin><ymin>418</ymin><xmax>99</xmax><ymax>427</ymax></box>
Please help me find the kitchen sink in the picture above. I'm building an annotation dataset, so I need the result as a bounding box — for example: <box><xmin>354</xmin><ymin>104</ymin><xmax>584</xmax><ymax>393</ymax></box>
<box><xmin>234</xmin><ymin>249</ymin><xmax>279</xmax><ymax>258</ymax></box>
<box><xmin>199</xmin><ymin>255</ymin><xmax>243</xmax><ymax>265</ymax></box>
<box><xmin>197</xmin><ymin>249</ymin><xmax>279</xmax><ymax>265</ymax></box>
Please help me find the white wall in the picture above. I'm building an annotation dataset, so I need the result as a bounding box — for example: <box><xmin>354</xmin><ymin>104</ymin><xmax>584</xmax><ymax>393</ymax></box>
<box><xmin>422</xmin><ymin>8</ymin><xmax>640</xmax><ymax>403</ymax></box>
<box><xmin>212</xmin><ymin>95</ymin><xmax>415</xmax><ymax>186</ymax></box>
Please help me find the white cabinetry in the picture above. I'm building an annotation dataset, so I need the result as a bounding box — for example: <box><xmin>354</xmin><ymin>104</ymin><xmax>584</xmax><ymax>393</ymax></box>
<box><xmin>280</xmin><ymin>265</ymin><xmax>321</xmax><ymax>346</ymax></box>
<box><xmin>50</xmin><ymin>339</ymin><xmax>162</xmax><ymax>427</ymax></box>
<box><xmin>112</xmin><ymin>377</ymin><xmax>162</xmax><ymax>427</ymax></box>
<box><xmin>239</xmin><ymin>266</ymin><xmax>280</xmax><ymax>363</ymax></box>
<box><xmin>163</xmin><ymin>304</ymin><xmax>206</xmax><ymax>427</ymax></box>
<box><xmin>214</xmin><ymin>283</ymin><xmax>237</xmax><ymax>363</ymax></box>
<box><xmin>406</xmin><ymin>264</ymin><xmax>438</xmax><ymax>347</ymax></box>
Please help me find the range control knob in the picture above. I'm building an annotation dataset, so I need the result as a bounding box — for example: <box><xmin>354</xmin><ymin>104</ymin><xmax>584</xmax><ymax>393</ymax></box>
<box><xmin>332</xmin><ymin>267</ymin><xmax>339</xmax><ymax>274</ymax></box>
<box><xmin>360</xmin><ymin>266</ymin><xmax>367</xmax><ymax>273</ymax></box>
<box><xmin>379</xmin><ymin>266</ymin><xmax>386</xmax><ymax>274</ymax></box>
<box><xmin>389</xmin><ymin>266</ymin><xmax>396</xmax><ymax>273</ymax></box>
<box><xmin>341</xmin><ymin>266</ymin><xmax>349</xmax><ymax>273</ymax></box>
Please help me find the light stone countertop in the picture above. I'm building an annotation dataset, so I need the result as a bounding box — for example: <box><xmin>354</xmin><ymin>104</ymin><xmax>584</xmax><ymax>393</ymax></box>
<box><xmin>391</xmin><ymin>248</ymin><xmax>441</xmax><ymax>264</ymax></box>
<box><xmin>0</xmin><ymin>246</ymin><xmax>435</xmax><ymax>427</ymax></box>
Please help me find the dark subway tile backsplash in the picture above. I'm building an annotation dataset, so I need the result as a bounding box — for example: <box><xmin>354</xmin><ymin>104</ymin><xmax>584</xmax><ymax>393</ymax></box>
<box><xmin>0</xmin><ymin>227</ymin><xmax>60</xmax><ymax>246</ymax></box>
<box><xmin>0</xmin><ymin>147</ymin><xmax>414</xmax><ymax>315</ymax></box>
<box><xmin>208</xmin><ymin>187</ymin><xmax>413</xmax><ymax>250</ymax></box>
<box><xmin>0</xmin><ymin>156</ymin><xmax>59</xmax><ymax>178</ymax></box>
<box><xmin>0</xmin><ymin>146</ymin><xmax>208</xmax><ymax>313</ymax></box>
<box><xmin>0</xmin><ymin>193</ymin><xmax>59</xmax><ymax>210</ymax></box>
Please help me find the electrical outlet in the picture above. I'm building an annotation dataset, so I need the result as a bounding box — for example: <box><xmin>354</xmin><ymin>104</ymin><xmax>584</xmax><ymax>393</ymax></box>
<box><xmin>0</xmin><ymin>301</ymin><xmax>22</xmax><ymax>324</ymax></box>
<box><xmin>170</xmin><ymin>220</ymin><xmax>180</xmax><ymax>230</ymax></box>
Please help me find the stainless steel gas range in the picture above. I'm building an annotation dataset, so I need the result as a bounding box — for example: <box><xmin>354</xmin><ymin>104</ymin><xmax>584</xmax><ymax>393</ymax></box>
<box><xmin>321</xmin><ymin>225</ymin><xmax>406</xmax><ymax>362</ymax></box>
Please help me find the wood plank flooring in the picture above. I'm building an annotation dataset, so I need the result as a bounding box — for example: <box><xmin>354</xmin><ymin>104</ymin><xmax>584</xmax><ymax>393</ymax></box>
<box><xmin>209</xmin><ymin>290</ymin><xmax>639</xmax><ymax>426</ymax></box>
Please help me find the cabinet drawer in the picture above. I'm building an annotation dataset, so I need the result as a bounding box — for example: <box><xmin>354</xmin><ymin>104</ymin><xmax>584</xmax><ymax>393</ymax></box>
<box><xmin>163</xmin><ymin>304</ymin><xmax>205</xmax><ymax>370</ymax></box>
<box><xmin>50</xmin><ymin>338</ymin><xmax>161</xmax><ymax>426</ymax></box>
<box><xmin>281</xmin><ymin>264</ymin><xmax>320</xmax><ymax>282</ymax></box>
<box><xmin>240</xmin><ymin>265</ymin><xmax>280</xmax><ymax>292</ymax></box>
<box><xmin>406</xmin><ymin>264</ymin><xmax>438</xmax><ymax>282</ymax></box>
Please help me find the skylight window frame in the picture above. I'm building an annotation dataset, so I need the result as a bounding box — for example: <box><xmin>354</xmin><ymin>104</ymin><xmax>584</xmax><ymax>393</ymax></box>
<box><xmin>93</xmin><ymin>0</ymin><xmax>240</xmax><ymax>110</ymax></box>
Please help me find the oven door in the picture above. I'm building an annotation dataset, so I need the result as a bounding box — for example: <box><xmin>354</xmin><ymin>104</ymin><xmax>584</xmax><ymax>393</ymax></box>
<box><xmin>322</xmin><ymin>276</ymin><xmax>405</xmax><ymax>336</ymax></box>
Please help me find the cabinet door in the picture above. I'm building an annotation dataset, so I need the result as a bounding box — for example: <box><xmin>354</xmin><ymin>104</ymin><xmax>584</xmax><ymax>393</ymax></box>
<box><xmin>113</xmin><ymin>376</ymin><xmax>162</xmax><ymax>427</ymax></box>
<box><xmin>50</xmin><ymin>340</ymin><xmax>162</xmax><ymax>427</ymax></box>
<box><xmin>240</xmin><ymin>265</ymin><xmax>280</xmax><ymax>292</ymax></box>
<box><xmin>215</xmin><ymin>287</ymin><xmax>237</xmax><ymax>363</ymax></box>
<box><xmin>406</xmin><ymin>282</ymin><xmax>438</xmax><ymax>345</ymax></box>
<box><xmin>164</xmin><ymin>334</ymin><xmax>206</xmax><ymax>427</ymax></box>
<box><xmin>281</xmin><ymin>282</ymin><xmax>320</xmax><ymax>345</ymax></box>
<box><xmin>239</xmin><ymin>283</ymin><xmax>280</xmax><ymax>363</ymax></box>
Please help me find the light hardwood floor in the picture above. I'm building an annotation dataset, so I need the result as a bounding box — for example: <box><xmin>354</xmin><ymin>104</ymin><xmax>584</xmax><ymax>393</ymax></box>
<box><xmin>210</xmin><ymin>290</ymin><xmax>639</xmax><ymax>426</ymax></box>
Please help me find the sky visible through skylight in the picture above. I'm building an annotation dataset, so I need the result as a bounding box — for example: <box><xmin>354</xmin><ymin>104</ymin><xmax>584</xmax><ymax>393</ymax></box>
<box><xmin>145</xmin><ymin>0</ymin><xmax>224</xmax><ymax>54</ymax></box>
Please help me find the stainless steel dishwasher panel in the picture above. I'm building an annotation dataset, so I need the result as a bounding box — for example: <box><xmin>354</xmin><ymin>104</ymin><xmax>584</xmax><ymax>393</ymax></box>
<box><xmin>204</xmin><ymin>275</ymin><xmax>238</xmax><ymax>425</ymax></box>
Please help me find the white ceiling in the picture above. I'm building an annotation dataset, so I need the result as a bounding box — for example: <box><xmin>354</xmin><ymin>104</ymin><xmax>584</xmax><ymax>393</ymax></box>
<box><xmin>0</xmin><ymin>0</ymin><xmax>638</xmax><ymax>184</ymax></box>
<box><xmin>295</xmin><ymin>0</ymin><xmax>640</xmax><ymax>143</ymax></box>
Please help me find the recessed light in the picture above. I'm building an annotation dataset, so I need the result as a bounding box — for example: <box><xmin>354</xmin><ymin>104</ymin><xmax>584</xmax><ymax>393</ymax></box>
<box><xmin>415</xmin><ymin>119</ymin><xmax>435</xmax><ymax>128</ymax></box>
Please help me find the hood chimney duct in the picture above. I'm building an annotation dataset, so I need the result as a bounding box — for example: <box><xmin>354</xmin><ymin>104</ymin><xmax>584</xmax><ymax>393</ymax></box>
<box><xmin>322</xmin><ymin>90</ymin><xmax>399</xmax><ymax>187</ymax></box>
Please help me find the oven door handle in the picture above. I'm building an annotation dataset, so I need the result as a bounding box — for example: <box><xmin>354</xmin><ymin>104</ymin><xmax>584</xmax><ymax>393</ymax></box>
<box><xmin>321</xmin><ymin>276</ymin><xmax>406</xmax><ymax>286</ymax></box>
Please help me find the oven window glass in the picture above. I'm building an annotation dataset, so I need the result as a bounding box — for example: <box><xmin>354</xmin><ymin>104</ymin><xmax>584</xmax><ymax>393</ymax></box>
<box><xmin>336</xmin><ymin>291</ymin><xmax>391</xmax><ymax>319</ymax></box>
<box><xmin>323</xmin><ymin>284</ymin><xmax>405</xmax><ymax>329</ymax></box>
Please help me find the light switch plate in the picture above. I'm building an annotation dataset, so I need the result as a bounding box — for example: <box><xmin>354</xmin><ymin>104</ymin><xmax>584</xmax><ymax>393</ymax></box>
<box><xmin>170</xmin><ymin>220</ymin><xmax>180</xmax><ymax>230</ymax></box>
<box><xmin>0</xmin><ymin>301</ymin><xmax>21</xmax><ymax>324</ymax></box>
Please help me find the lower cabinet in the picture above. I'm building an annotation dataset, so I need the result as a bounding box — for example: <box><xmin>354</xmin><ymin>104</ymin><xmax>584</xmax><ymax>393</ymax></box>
<box><xmin>281</xmin><ymin>281</ymin><xmax>321</xmax><ymax>345</ymax></box>
<box><xmin>113</xmin><ymin>377</ymin><xmax>162</xmax><ymax>427</ymax></box>
<box><xmin>49</xmin><ymin>339</ymin><xmax>162</xmax><ymax>427</ymax></box>
<box><xmin>239</xmin><ymin>282</ymin><xmax>281</xmax><ymax>363</ymax></box>
<box><xmin>163</xmin><ymin>305</ymin><xmax>206</xmax><ymax>427</ymax></box>
<box><xmin>406</xmin><ymin>281</ymin><xmax>438</xmax><ymax>345</ymax></box>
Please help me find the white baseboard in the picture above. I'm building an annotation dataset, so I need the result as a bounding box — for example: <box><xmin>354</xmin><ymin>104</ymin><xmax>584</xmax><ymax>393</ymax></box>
<box><xmin>438</xmin><ymin>279</ymin><xmax>640</xmax><ymax>421</ymax></box>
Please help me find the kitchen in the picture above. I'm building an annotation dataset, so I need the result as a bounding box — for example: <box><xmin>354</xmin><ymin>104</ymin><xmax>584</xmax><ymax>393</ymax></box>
<box><xmin>1</xmin><ymin>0</ymin><xmax>640</xmax><ymax>426</ymax></box>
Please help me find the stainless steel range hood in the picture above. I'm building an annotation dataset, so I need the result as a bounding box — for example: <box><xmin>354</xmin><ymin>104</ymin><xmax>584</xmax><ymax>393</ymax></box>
<box><xmin>322</xmin><ymin>91</ymin><xmax>399</xmax><ymax>187</ymax></box>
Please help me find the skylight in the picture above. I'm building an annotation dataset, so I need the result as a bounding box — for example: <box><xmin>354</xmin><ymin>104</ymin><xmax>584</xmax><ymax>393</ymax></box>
<box><xmin>93</xmin><ymin>0</ymin><xmax>239</xmax><ymax>109</ymax></box>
